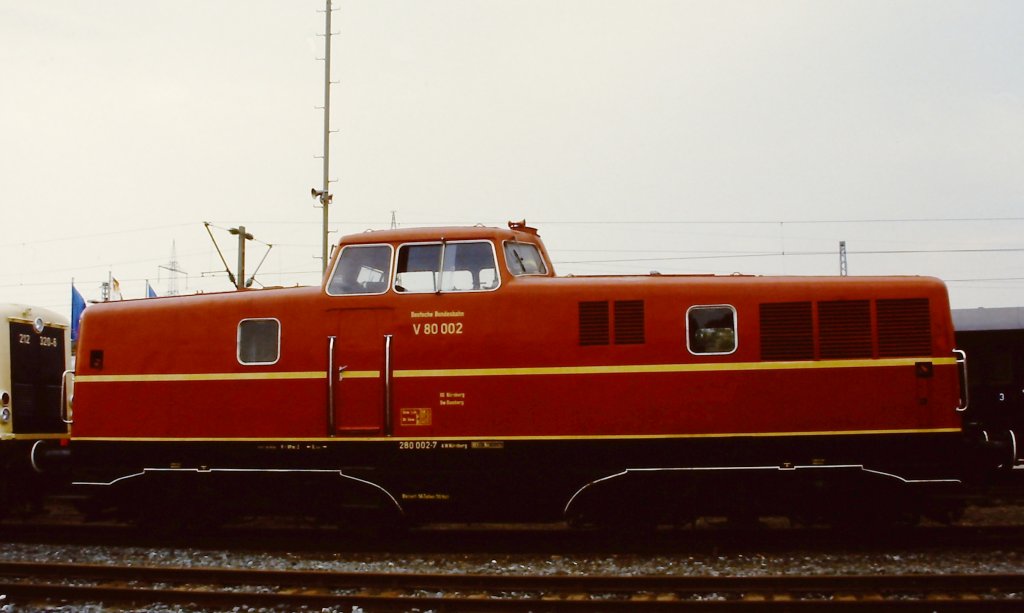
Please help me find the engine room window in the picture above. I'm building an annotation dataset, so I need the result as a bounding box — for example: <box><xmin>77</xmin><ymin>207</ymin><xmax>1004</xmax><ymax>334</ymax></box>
<box><xmin>395</xmin><ymin>241</ymin><xmax>498</xmax><ymax>293</ymax></box>
<box><xmin>238</xmin><ymin>318</ymin><xmax>280</xmax><ymax>365</ymax></box>
<box><xmin>687</xmin><ymin>305</ymin><xmax>737</xmax><ymax>355</ymax></box>
<box><xmin>504</xmin><ymin>241</ymin><xmax>547</xmax><ymax>275</ymax></box>
<box><xmin>327</xmin><ymin>244</ymin><xmax>392</xmax><ymax>295</ymax></box>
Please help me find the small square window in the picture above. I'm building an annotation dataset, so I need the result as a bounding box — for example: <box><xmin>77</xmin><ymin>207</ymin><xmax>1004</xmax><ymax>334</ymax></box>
<box><xmin>687</xmin><ymin>306</ymin><xmax>737</xmax><ymax>355</ymax></box>
<box><xmin>238</xmin><ymin>319</ymin><xmax>280</xmax><ymax>365</ymax></box>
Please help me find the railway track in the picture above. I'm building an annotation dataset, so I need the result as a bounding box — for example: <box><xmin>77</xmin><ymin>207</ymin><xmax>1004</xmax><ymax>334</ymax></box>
<box><xmin>0</xmin><ymin>561</ymin><xmax>1022</xmax><ymax>611</ymax></box>
<box><xmin>3</xmin><ymin>498</ymin><xmax>1024</xmax><ymax>551</ymax></box>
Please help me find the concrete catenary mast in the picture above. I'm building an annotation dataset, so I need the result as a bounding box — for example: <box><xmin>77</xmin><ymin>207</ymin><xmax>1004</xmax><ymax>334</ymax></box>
<box><xmin>313</xmin><ymin>0</ymin><xmax>337</xmax><ymax>274</ymax></box>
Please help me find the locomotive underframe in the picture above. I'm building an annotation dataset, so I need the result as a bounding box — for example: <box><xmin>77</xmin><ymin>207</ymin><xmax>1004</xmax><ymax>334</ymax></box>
<box><xmin>70</xmin><ymin>431</ymin><xmax>966</xmax><ymax>526</ymax></box>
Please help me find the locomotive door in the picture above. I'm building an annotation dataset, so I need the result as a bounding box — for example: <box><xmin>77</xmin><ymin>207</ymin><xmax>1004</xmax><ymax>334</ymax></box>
<box><xmin>331</xmin><ymin>308</ymin><xmax>391</xmax><ymax>436</ymax></box>
<box><xmin>8</xmin><ymin>320</ymin><xmax>66</xmax><ymax>434</ymax></box>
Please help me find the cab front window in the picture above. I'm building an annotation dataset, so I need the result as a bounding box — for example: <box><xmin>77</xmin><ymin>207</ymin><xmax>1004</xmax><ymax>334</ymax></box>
<box><xmin>504</xmin><ymin>241</ymin><xmax>547</xmax><ymax>276</ymax></box>
<box><xmin>395</xmin><ymin>241</ymin><xmax>499</xmax><ymax>293</ymax></box>
<box><xmin>327</xmin><ymin>245</ymin><xmax>392</xmax><ymax>296</ymax></box>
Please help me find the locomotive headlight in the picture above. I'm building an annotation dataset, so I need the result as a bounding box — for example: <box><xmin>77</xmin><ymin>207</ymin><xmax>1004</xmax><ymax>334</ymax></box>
<box><xmin>0</xmin><ymin>407</ymin><xmax>9</xmax><ymax>424</ymax></box>
<box><xmin>33</xmin><ymin>317</ymin><xmax>45</xmax><ymax>334</ymax></box>
<box><xmin>1</xmin><ymin>391</ymin><xmax>9</xmax><ymax>407</ymax></box>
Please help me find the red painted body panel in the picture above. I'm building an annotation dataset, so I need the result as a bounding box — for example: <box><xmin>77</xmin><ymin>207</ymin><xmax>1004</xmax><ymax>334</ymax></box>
<box><xmin>72</xmin><ymin>225</ymin><xmax>961</xmax><ymax>442</ymax></box>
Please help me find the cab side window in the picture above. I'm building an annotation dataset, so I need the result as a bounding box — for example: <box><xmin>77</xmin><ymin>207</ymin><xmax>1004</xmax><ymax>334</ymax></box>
<box><xmin>327</xmin><ymin>245</ymin><xmax>392</xmax><ymax>295</ymax></box>
<box><xmin>395</xmin><ymin>241</ymin><xmax>498</xmax><ymax>293</ymax></box>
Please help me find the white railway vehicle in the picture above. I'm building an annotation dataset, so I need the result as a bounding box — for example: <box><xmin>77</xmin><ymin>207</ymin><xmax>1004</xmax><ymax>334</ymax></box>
<box><xmin>0</xmin><ymin>303</ymin><xmax>70</xmax><ymax>515</ymax></box>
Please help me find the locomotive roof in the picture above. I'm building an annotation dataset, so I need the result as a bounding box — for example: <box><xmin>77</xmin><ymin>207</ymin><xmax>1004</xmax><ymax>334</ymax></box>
<box><xmin>336</xmin><ymin>224</ymin><xmax>534</xmax><ymax>245</ymax></box>
<box><xmin>952</xmin><ymin>307</ymin><xmax>1024</xmax><ymax>332</ymax></box>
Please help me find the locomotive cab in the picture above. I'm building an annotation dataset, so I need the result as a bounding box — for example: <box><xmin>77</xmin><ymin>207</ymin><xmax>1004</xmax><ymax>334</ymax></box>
<box><xmin>325</xmin><ymin>221</ymin><xmax>553</xmax><ymax>297</ymax></box>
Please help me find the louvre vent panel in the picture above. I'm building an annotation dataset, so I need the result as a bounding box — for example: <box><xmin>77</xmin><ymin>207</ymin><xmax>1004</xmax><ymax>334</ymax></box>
<box><xmin>579</xmin><ymin>301</ymin><xmax>610</xmax><ymax>346</ymax></box>
<box><xmin>613</xmin><ymin>300</ymin><xmax>645</xmax><ymax>345</ymax></box>
<box><xmin>819</xmin><ymin>300</ymin><xmax>872</xmax><ymax>358</ymax></box>
<box><xmin>760</xmin><ymin>297</ymin><xmax>934</xmax><ymax>361</ymax></box>
<box><xmin>877</xmin><ymin>298</ymin><xmax>932</xmax><ymax>357</ymax></box>
<box><xmin>760</xmin><ymin>302</ymin><xmax>814</xmax><ymax>361</ymax></box>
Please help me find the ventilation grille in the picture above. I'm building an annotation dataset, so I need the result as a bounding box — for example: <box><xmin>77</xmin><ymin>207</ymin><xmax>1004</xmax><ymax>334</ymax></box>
<box><xmin>760</xmin><ymin>297</ymin><xmax>933</xmax><ymax>360</ymax></box>
<box><xmin>579</xmin><ymin>300</ymin><xmax>646</xmax><ymax>346</ymax></box>
<box><xmin>614</xmin><ymin>300</ymin><xmax>645</xmax><ymax>345</ymax></box>
<box><xmin>579</xmin><ymin>301</ymin><xmax>610</xmax><ymax>346</ymax></box>
<box><xmin>877</xmin><ymin>298</ymin><xmax>931</xmax><ymax>357</ymax></box>
<box><xmin>760</xmin><ymin>302</ymin><xmax>813</xmax><ymax>361</ymax></box>
<box><xmin>819</xmin><ymin>300</ymin><xmax>872</xmax><ymax>358</ymax></box>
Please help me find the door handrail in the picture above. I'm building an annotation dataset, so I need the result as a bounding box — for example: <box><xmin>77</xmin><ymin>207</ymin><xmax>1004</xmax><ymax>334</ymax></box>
<box><xmin>327</xmin><ymin>336</ymin><xmax>336</xmax><ymax>436</ymax></box>
<box><xmin>953</xmin><ymin>349</ymin><xmax>968</xmax><ymax>413</ymax></box>
<box><xmin>60</xmin><ymin>369</ymin><xmax>74</xmax><ymax>425</ymax></box>
<box><xmin>384</xmin><ymin>334</ymin><xmax>393</xmax><ymax>436</ymax></box>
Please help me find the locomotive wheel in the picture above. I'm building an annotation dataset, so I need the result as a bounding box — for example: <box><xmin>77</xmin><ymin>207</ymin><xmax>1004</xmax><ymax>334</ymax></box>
<box><xmin>0</xmin><ymin>463</ymin><xmax>9</xmax><ymax>521</ymax></box>
<box><xmin>830</xmin><ymin>502</ymin><xmax>921</xmax><ymax>529</ymax></box>
<box><xmin>923</xmin><ymin>501</ymin><xmax>966</xmax><ymax>525</ymax></box>
<box><xmin>130</xmin><ymin>479</ymin><xmax>231</xmax><ymax>534</ymax></box>
<box><xmin>0</xmin><ymin>457</ymin><xmax>37</xmax><ymax>520</ymax></box>
<box><xmin>134</xmin><ymin>498</ymin><xmax>228</xmax><ymax>534</ymax></box>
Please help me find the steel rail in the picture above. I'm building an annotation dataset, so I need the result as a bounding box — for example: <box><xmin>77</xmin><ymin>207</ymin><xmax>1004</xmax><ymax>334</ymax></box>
<box><xmin>0</xmin><ymin>561</ymin><xmax>1022</xmax><ymax>610</ymax></box>
<box><xmin>5</xmin><ymin>519</ymin><xmax>1024</xmax><ymax>555</ymax></box>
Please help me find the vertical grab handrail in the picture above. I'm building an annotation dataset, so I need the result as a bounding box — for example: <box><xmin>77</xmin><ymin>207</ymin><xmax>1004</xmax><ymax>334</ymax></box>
<box><xmin>1009</xmin><ymin>430</ymin><xmax>1020</xmax><ymax>468</ymax></box>
<box><xmin>60</xmin><ymin>368</ymin><xmax>74</xmax><ymax>425</ymax></box>
<box><xmin>327</xmin><ymin>336</ymin><xmax>337</xmax><ymax>436</ymax></box>
<box><xmin>954</xmin><ymin>349</ymin><xmax>969</xmax><ymax>413</ymax></box>
<box><xmin>384</xmin><ymin>334</ymin><xmax>393</xmax><ymax>436</ymax></box>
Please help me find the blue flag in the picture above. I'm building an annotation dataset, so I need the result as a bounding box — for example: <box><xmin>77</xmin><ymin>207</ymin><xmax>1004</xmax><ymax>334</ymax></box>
<box><xmin>71</xmin><ymin>282</ymin><xmax>87</xmax><ymax>342</ymax></box>
<box><xmin>146</xmin><ymin>281</ymin><xmax>158</xmax><ymax>299</ymax></box>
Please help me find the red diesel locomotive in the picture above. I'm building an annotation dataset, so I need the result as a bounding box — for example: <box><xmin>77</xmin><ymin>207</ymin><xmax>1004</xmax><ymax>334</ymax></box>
<box><xmin>69</xmin><ymin>221</ymin><xmax>967</xmax><ymax>526</ymax></box>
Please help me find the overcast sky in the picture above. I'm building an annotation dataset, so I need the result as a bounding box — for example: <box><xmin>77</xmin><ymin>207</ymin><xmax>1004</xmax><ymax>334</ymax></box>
<box><xmin>2</xmin><ymin>1</ymin><xmax>1022</xmax><ymax>315</ymax></box>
